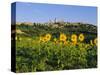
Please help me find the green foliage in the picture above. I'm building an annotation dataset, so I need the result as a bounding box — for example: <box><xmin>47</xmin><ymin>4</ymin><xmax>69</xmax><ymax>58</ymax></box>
<box><xmin>16</xmin><ymin>40</ymin><xmax>97</xmax><ymax>72</ymax></box>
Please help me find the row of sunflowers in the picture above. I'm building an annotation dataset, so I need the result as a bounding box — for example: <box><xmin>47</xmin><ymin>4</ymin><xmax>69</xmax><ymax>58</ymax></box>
<box><xmin>39</xmin><ymin>33</ymin><xmax>97</xmax><ymax>46</ymax></box>
<box><xmin>15</xmin><ymin>33</ymin><xmax>97</xmax><ymax>46</ymax></box>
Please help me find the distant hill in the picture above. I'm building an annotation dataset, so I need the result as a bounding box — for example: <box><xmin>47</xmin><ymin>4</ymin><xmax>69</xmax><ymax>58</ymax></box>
<box><xmin>15</xmin><ymin>21</ymin><xmax>97</xmax><ymax>34</ymax></box>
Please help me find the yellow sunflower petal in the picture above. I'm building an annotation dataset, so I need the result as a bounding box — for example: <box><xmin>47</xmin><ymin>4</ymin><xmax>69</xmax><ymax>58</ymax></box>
<box><xmin>60</xmin><ymin>33</ymin><xmax>67</xmax><ymax>41</ymax></box>
<box><xmin>79</xmin><ymin>33</ymin><xmax>84</xmax><ymax>42</ymax></box>
<box><xmin>71</xmin><ymin>34</ymin><xmax>77</xmax><ymax>42</ymax></box>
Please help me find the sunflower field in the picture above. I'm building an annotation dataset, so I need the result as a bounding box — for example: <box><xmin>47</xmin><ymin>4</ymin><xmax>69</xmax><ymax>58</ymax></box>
<box><xmin>12</xmin><ymin>22</ymin><xmax>97</xmax><ymax>72</ymax></box>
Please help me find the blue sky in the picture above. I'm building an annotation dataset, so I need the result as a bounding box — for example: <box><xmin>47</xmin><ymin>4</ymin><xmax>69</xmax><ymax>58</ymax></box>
<box><xmin>15</xmin><ymin>2</ymin><xmax>97</xmax><ymax>25</ymax></box>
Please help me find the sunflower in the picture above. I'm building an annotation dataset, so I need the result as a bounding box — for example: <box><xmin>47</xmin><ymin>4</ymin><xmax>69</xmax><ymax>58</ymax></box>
<box><xmin>45</xmin><ymin>34</ymin><xmax>51</xmax><ymax>41</ymax></box>
<box><xmin>72</xmin><ymin>41</ymin><xmax>77</xmax><ymax>45</ymax></box>
<box><xmin>60</xmin><ymin>33</ymin><xmax>67</xmax><ymax>41</ymax></box>
<box><xmin>94</xmin><ymin>38</ymin><xmax>97</xmax><ymax>46</ymax></box>
<box><xmin>39</xmin><ymin>36</ymin><xmax>45</xmax><ymax>42</ymax></box>
<box><xmin>39</xmin><ymin>37</ymin><xmax>45</xmax><ymax>42</ymax></box>
<box><xmin>39</xmin><ymin>36</ymin><xmax>43</xmax><ymax>41</ymax></box>
<box><xmin>79</xmin><ymin>33</ymin><xmax>84</xmax><ymax>42</ymax></box>
<box><xmin>71</xmin><ymin>34</ymin><xmax>77</xmax><ymax>42</ymax></box>
<box><xmin>43</xmin><ymin>37</ymin><xmax>48</xmax><ymax>42</ymax></box>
